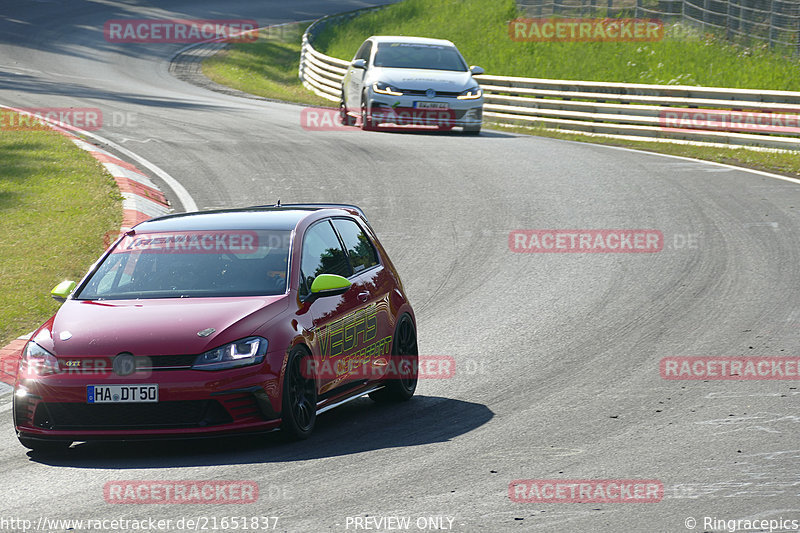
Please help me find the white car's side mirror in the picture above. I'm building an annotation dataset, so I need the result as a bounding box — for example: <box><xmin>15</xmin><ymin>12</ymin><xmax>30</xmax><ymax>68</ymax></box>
<box><xmin>351</xmin><ymin>59</ymin><xmax>367</xmax><ymax>69</ymax></box>
<box><xmin>469</xmin><ymin>65</ymin><xmax>484</xmax><ymax>75</ymax></box>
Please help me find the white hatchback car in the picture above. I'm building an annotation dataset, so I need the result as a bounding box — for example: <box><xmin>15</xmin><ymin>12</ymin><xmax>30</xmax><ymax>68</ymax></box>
<box><xmin>340</xmin><ymin>36</ymin><xmax>484</xmax><ymax>134</ymax></box>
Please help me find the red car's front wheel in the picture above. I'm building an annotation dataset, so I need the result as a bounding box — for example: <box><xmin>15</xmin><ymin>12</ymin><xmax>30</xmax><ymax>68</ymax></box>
<box><xmin>281</xmin><ymin>347</ymin><xmax>317</xmax><ymax>439</ymax></box>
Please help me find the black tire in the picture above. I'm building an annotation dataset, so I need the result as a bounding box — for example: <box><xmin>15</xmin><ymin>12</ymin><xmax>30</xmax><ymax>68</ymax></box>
<box><xmin>18</xmin><ymin>437</ymin><xmax>71</xmax><ymax>453</ymax></box>
<box><xmin>339</xmin><ymin>97</ymin><xmax>356</xmax><ymax>126</ymax></box>
<box><xmin>360</xmin><ymin>92</ymin><xmax>375</xmax><ymax>131</ymax></box>
<box><xmin>280</xmin><ymin>346</ymin><xmax>317</xmax><ymax>440</ymax></box>
<box><xmin>463</xmin><ymin>125</ymin><xmax>481</xmax><ymax>135</ymax></box>
<box><xmin>369</xmin><ymin>314</ymin><xmax>418</xmax><ymax>402</ymax></box>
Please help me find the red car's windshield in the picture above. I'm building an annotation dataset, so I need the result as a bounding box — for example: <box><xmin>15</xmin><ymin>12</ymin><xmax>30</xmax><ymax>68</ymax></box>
<box><xmin>76</xmin><ymin>229</ymin><xmax>291</xmax><ymax>299</ymax></box>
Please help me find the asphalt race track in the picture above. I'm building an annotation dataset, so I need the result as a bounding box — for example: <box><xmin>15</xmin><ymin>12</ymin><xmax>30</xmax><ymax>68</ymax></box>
<box><xmin>0</xmin><ymin>1</ymin><xmax>798</xmax><ymax>531</ymax></box>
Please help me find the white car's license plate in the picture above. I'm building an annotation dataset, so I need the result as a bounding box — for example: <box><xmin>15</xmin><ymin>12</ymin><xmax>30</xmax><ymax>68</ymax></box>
<box><xmin>415</xmin><ymin>101</ymin><xmax>449</xmax><ymax>109</ymax></box>
<box><xmin>87</xmin><ymin>384</ymin><xmax>158</xmax><ymax>403</ymax></box>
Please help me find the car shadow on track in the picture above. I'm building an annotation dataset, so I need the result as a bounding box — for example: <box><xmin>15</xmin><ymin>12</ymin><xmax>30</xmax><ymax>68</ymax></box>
<box><xmin>362</xmin><ymin>126</ymin><xmax>514</xmax><ymax>138</ymax></box>
<box><xmin>26</xmin><ymin>395</ymin><xmax>493</xmax><ymax>468</ymax></box>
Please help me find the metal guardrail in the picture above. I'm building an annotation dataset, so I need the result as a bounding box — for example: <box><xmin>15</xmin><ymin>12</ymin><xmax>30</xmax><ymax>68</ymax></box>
<box><xmin>299</xmin><ymin>7</ymin><xmax>386</xmax><ymax>102</ymax></box>
<box><xmin>299</xmin><ymin>14</ymin><xmax>800</xmax><ymax>150</ymax></box>
<box><xmin>517</xmin><ymin>0</ymin><xmax>800</xmax><ymax>52</ymax></box>
<box><xmin>299</xmin><ymin>37</ymin><xmax>348</xmax><ymax>101</ymax></box>
<box><xmin>477</xmin><ymin>74</ymin><xmax>800</xmax><ymax>150</ymax></box>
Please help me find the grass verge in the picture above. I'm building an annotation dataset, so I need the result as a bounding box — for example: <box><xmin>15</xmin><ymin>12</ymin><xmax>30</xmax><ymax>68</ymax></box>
<box><xmin>0</xmin><ymin>114</ymin><xmax>121</xmax><ymax>346</ymax></box>
<box><xmin>203</xmin><ymin>23</ymin><xmax>331</xmax><ymax>106</ymax></box>
<box><xmin>314</xmin><ymin>0</ymin><xmax>800</xmax><ymax>91</ymax></box>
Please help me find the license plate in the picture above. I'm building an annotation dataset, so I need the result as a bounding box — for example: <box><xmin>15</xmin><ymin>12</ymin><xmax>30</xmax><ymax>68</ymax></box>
<box><xmin>415</xmin><ymin>101</ymin><xmax>449</xmax><ymax>109</ymax></box>
<box><xmin>87</xmin><ymin>384</ymin><xmax>158</xmax><ymax>403</ymax></box>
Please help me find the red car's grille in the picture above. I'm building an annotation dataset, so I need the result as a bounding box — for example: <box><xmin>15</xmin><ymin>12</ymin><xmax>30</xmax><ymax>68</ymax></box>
<box><xmin>139</xmin><ymin>355</ymin><xmax>197</xmax><ymax>370</ymax></box>
<box><xmin>14</xmin><ymin>396</ymin><xmax>35</xmax><ymax>425</ymax></box>
<box><xmin>32</xmin><ymin>400</ymin><xmax>233</xmax><ymax>430</ymax></box>
<box><xmin>54</xmin><ymin>355</ymin><xmax>198</xmax><ymax>373</ymax></box>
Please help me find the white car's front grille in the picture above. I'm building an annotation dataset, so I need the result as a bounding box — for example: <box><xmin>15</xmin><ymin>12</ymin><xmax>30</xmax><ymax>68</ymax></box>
<box><xmin>398</xmin><ymin>89</ymin><xmax>462</xmax><ymax>98</ymax></box>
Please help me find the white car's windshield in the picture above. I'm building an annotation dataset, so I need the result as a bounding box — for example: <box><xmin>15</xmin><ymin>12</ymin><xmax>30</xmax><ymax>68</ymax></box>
<box><xmin>373</xmin><ymin>43</ymin><xmax>467</xmax><ymax>71</ymax></box>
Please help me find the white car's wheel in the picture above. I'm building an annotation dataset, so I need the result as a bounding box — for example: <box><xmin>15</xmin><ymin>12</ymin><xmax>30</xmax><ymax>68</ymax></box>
<box><xmin>360</xmin><ymin>93</ymin><xmax>375</xmax><ymax>131</ymax></box>
<box><xmin>339</xmin><ymin>96</ymin><xmax>356</xmax><ymax>126</ymax></box>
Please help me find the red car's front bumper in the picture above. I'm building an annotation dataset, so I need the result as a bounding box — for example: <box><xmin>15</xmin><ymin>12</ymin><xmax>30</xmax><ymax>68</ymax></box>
<box><xmin>14</xmin><ymin>362</ymin><xmax>283</xmax><ymax>442</ymax></box>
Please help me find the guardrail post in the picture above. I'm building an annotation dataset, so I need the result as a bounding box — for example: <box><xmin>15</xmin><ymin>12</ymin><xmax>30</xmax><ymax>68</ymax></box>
<box><xmin>298</xmin><ymin>40</ymin><xmax>306</xmax><ymax>82</ymax></box>
<box><xmin>737</xmin><ymin>0</ymin><xmax>746</xmax><ymax>38</ymax></box>
<box><xmin>726</xmin><ymin>0</ymin><xmax>732</xmax><ymax>40</ymax></box>
<box><xmin>769</xmin><ymin>0</ymin><xmax>776</xmax><ymax>49</ymax></box>
<box><xmin>702</xmin><ymin>0</ymin><xmax>709</xmax><ymax>30</ymax></box>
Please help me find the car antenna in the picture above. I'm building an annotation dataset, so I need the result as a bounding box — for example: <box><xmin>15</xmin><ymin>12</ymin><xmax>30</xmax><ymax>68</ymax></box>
<box><xmin>275</xmin><ymin>199</ymin><xmax>281</xmax><ymax>207</ymax></box>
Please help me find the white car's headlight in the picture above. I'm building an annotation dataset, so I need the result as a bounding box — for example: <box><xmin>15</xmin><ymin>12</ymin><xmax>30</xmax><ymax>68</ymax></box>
<box><xmin>373</xmin><ymin>81</ymin><xmax>403</xmax><ymax>96</ymax></box>
<box><xmin>192</xmin><ymin>337</ymin><xmax>267</xmax><ymax>371</ymax></box>
<box><xmin>457</xmin><ymin>86</ymin><xmax>482</xmax><ymax>100</ymax></box>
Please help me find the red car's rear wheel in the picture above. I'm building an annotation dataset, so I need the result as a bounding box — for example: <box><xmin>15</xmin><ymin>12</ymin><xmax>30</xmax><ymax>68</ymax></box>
<box><xmin>370</xmin><ymin>314</ymin><xmax>418</xmax><ymax>402</ymax></box>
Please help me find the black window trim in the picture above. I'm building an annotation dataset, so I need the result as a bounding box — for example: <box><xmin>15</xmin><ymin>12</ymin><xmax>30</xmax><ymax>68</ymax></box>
<box><xmin>330</xmin><ymin>216</ymin><xmax>381</xmax><ymax>278</ymax></box>
<box><xmin>365</xmin><ymin>39</ymin><xmax>375</xmax><ymax>67</ymax></box>
<box><xmin>298</xmin><ymin>218</ymin><xmax>353</xmax><ymax>301</ymax></box>
<box><xmin>355</xmin><ymin>40</ymin><xmax>373</xmax><ymax>63</ymax></box>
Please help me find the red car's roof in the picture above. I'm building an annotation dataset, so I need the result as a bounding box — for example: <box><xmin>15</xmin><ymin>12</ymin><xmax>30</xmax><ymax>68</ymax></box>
<box><xmin>134</xmin><ymin>204</ymin><xmax>367</xmax><ymax>233</ymax></box>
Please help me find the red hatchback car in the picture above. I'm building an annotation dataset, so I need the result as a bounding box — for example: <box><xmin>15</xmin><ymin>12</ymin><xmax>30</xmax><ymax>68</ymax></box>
<box><xmin>13</xmin><ymin>204</ymin><xmax>418</xmax><ymax>451</ymax></box>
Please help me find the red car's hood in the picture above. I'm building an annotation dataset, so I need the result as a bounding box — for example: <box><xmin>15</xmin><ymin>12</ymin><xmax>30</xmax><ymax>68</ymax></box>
<box><xmin>41</xmin><ymin>296</ymin><xmax>287</xmax><ymax>357</ymax></box>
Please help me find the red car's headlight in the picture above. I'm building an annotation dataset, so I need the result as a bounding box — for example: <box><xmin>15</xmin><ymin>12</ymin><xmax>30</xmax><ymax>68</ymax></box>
<box><xmin>21</xmin><ymin>341</ymin><xmax>59</xmax><ymax>377</ymax></box>
<box><xmin>192</xmin><ymin>337</ymin><xmax>267</xmax><ymax>371</ymax></box>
